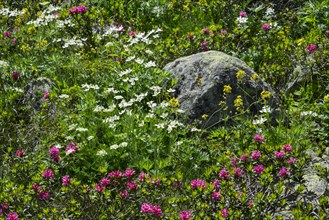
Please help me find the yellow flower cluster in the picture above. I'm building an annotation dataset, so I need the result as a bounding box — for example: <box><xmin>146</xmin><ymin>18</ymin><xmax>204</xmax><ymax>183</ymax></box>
<box><xmin>236</xmin><ymin>70</ymin><xmax>246</xmax><ymax>80</ymax></box>
<box><xmin>250</xmin><ymin>73</ymin><xmax>260</xmax><ymax>81</ymax></box>
<box><xmin>261</xmin><ymin>90</ymin><xmax>271</xmax><ymax>100</ymax></box>
<box><xmin>324</xmin><ymin>94</ymin><xmax>329</xmax><ymax>103</ymax></box>
<box><xmin>202</xmin><ymin>114</ymin><xmax>208</xmax><ymax>120</ymax></box>
<box><xmin>168</xmin><ymin>97</ymin><xmax>180</xmax><ymax>108</ymax></box>
<box><xmin>223</xmin><ymin>85</ymin><xmax>232</xmax><ymax>94</ymax></box>
<box><xmin>234</xmin><ymin>95</ymin><xmax>243</xmax><ymax>111</ymax></box>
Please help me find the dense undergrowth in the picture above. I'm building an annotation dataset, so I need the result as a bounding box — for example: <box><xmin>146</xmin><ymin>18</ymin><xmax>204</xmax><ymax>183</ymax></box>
<box><xmin>0</xmin><ymin>0</ymin><xmax>329</xmax><ymax>219</ymax></box>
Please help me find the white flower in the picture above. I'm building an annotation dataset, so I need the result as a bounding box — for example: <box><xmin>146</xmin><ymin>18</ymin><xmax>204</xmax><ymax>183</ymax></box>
<box><xmin>110</xmin><ymin>144</ymin><xmax>119</xmax><ymax>150</ymax></box>
<box><xmin>81</xmin><ymin>84</ymin><xmax>100</xmax><ymax>91</ymax></box>
<box><xmin>236</xmin><ymin>16</ymin><xmax>248</xmax><ymax>24</ymax></box>
<box><xmin>126</xmin><ymin>56</ymin><xmax>136</xmax><ymax>62</ymax></box>
<box><xmin>65</xmin><ymin>136</ymin><xmax>74</xmax><ymax>141</ymax></box>
<box><xmin>300</xmin><ymin>111</ymin><xmax>318</xmax><ymax>117</ymax></box>
<box><xmin>76</xmin><ymin>127</ymin><xmax>88</xmax><ymax>132</ymax></box>
<box><xmin>87</xmin><ymin>136</ymin><xmax>94</xmax><ymax>141</ymax></box>
<box><xmin>103</xmin><ymin>115</ymin><xmax>120</xmax><ymax>123</ymax></box>
<box><xmin>191</xmin><ymin>127</ymin><xmax>201</xmax><ymax>132</ymax></box>
<box><xmin>145</xmin><ymin>49</ymin><xmax>153</xmax><ymax>55</ymax></box>
<box><xmin>160</xmin><ymin>113</ymin><xmax>168</xmax><ymax>119</ymax></box>
<box><xmin>135</xmin><ymin>92</ymin><xmax>148</xmax><ymax>102</ymax></box>
<box><xmin>260</xmin><ymin>105</ymin><xmax>272</xmax><ymax>114</ymax></box>
<box><xmin>167</xmin><ymin>88</ymin><xmax>175</xmax><ymax>93</ymax></box>
<box><xmin>120</xmin><ymin>142</ymin><xmax>128</xmax><ymax>147</ymax></box>
<box><xmin>155</xmin><ymin>123</ymin><xmax>165</xmax><ymax>129</ymax></box>
<box><xmin>0</xmin><ymin>60</ymin><xmax>9</xmax><ymax>68</ymax></box>
<box><xmin>68</xmin><ymin>124</ymin><xmax>77</xmax><ymax>131</ymax></box>
<box><xmin>135</xmin><ymin>58</ymin><xmax>144</xmax><ymax>64</ymax></box>
<box><xmin>252</xmin><ymin>117</ymin><xmax>267</xmax><ymax>125</ymax></box>
<box><xmin>265</xmin><ymin>8</ymin><xmax>275</xmax><ymax>17</ymax></box>
<box><xmin>54</xmin><ymin>144</ymin><xmax>63</xmax><ymax>149</ymax></box>
<box><xmin>119</xmin><ymin>68</ymin><xmax>132</xmax><ymax>77</ymax></box>
<box><xmin>150</xmin><ymin>86</ymin><xmax>161</xmax><ymax>97</ymax></box>
<box><xmin>104</xmin><ymin>87</ymin><xmax>119</xmax><ymax>94</ymax></box>
<box><xmin>59</xmin><ymin>94</ymin><xmax>70</xmax><ymax>99</ymax></box>
<box><xmin>139</xmin><ymin>120</ymin><xmax>145</xmax><ymax>127</ymax></box>
<box><xmin>12</xmin><ymin>88</ymin><xmax>24</xmax><ymax>93</ymax></box>
<box><xmin>144</xmin><ymin>61</ymin><xmax>157</xmax><ymax>68</ymax></box>
<box><xmin>114</xmin><ymin>95</ymin><xmax>124</xmax><ymax>100</ymax></box>
<box><xmin>94</xmin><ymin>105</ymin><xmax>105</xmax><ymax>112</ymax></box>
<box><xmin>96</xmin><ymin>149</ymin><xmax>107</xmax><ymax>156</ymax></box>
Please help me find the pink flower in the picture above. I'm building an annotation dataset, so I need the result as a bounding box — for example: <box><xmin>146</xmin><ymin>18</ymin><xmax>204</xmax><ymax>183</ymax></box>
<box><xmin>12</xmin><ymin>38</ymin><xmax>17</xmax><ymax>43</ymax></box>
<box><xmin>173</xmin><ymin>180</ymin><xmax>183</xmax><ymax>188</ymax></box>
<box><xmin>325</xmin><ymin>30</ymin><xmax>329</xmax><ymax>36</ymax></box>
<box><xmin>125</xmin><ymin>168</ymin><xmax>136</xmax><ymax>178</ymax></box>
<box><xmin>152</xmin><ymin>205</ymin><xmax>162</xmax><ymax>216</ymax></box>
<box><xmin>43</xmin><ymin>169</ymin><xmax>54</xmax><ymax>179</ymax></box>
<box><xmin>101</xmin><ymin>178</ymin><xmax>110</xmax><ymax>186</ymax></box>
<box><xmin>202</xmin><ymin>28</ymin><xmax>210</xmax><ymax>34</ymax></box>
<box><xmin>4</xmin><ymin>31</ymin><xmax>11</xmax><ymax>38</ymax></box>
<box><xmin>180</xmin><ymin>210</ymin><xmax>192</xmax><ymax>220</ymax></box>
<box><xmin>240</xmin><ymin>153</ymin><xmax>247</xmax><ymax>161</ymax></box>
<box><xmin>200</xmin><ymin>41</ymin><xmax>208</xmax><ymax>51</ymax></box>
<box><xmin>288</xmin><ymin>157</ymin><xmax>297</xmax><ymax>165</ymax></box>
<box><xmin>62</xmin><ymin>175</ymin><xmax>70</xmax><ymax>186</ymax></box>
<box><xmin>52</xmin><ymin>156</ymin><xmax>61</xmax><ymax>162</ymax></box>
<box><xmin>212</xmin><ymin>179</ymin><xmax>220</xmax><ymax>189</ymax></box>
<box><xmin>120</xmin><ymin>190</ymin><xmax>129</xmax><ymax>198</ymax></box>
<box><xmin>95</xmin><ymin>184</ymin><xmax>104</xmax><ymax>192</ymax></box>
<box><xmin>49</xmin><ymin>146</ymin><xmax>60</xmax><ymax>157</ymax></box>
<box><xmin>108</xmin><ymin>170</ymin><xmax>123</xmax><ymax>178</ymax></box>
<box><xmin>254</xmin><ymin>134</ymin><xmax>265</xmax><ymax>142</ymax></box>
<box><xmin>129</xmin><ymin>31</ymin><xmax>136</xmax><ymax>37</ymax></box>
<box><xmin>262</xmin><ymin>23</ymin><xmax>271</xmax><ymax>30</ymax></box>
<box><xmin>219</xmin><ymin>168</ymin><xmax>230</xmax><ymax>180</ymax></box>
<box><xmin>221</xmin><ymin>208</ymin><xmax>229</xmax><ymax>218</ymax></box>
<box><xmin>275</xmin><ymin>151</ymin><xmax>285</xmax><ymax>159</ymax></box>
<box><xmin>187</xmin><ymin>33</ymin><xmax>194</xmax><ymax>39</ymax></box>
<box><xmin>126</xmin><ymin>181</ymin><xmax>138</xmax><ymax>190</ymax></box>
<box><xmin>138</xmin><ymin>171</ymin><xmax>147</xmax><ymax>181</ymax></box>
<box><xmin>212</xmin><ymin>191</ymin><xmax>221</xmax><ymax>200</ymax></box>
<box><xmin>12</xmin><ymin>71</ymin><xmax>20</xmax><ymax>80</ymax></box>
<box><xmin>68</xmin><ymin>5</ymin><xmax>87</xmax><ymax>14</ymax></box>
<box><xmin>239</xmin><ymin>11</ymin><xmax>247</xmax><ymax>17</ymax></box>
<box><xmin>220</xmin><ymin>29</ymin><xmax>227</xmax><ymax>35</ymax></box>
<box><xmin>231</xmin><ymin>157</ymin><xmax>238</xmax><ymax>167</ymax></box>
<box><xmin>279</xmin><ymin>167</ymin><xmax>290</xmax><ymax>177</ymax></box>
<box><xmin>141</xmin><ymin>203</ymin><xmax>153</xmax><ymax>214</ymax></box>
<box><xmin>65</xmin><ymin>142</ymin><xmax>78</xmax><ymax>155</ymax></box>
<box><xmin>251</xmin><ymin>150</ymin><xmax>262</xmax><ymax>160</ymax></box>
<box><xmin>233</xmin><ymin>168</ymin><xmax>243</xmax><ymax>177</ymax></box>
<box><xmin>6</xmin><ymin>212</ymin><xmax>19</xmax><ymax>220</ymax></box>
<box><xmin>253</xmin><ymin>165</ymin><xmax>264</xmax><ymax>175</ymax></box>
<box><xmin>32</xmin><ymin>183</ymin><xmax>42</xmax><ymax>191</ymax></box>
<box><xmin>282</xmin><ymin>144</ymin><xmax>292</xmax><ymax>152</ymax></box>
<box><xmin>38</xmin><ymin>190</ymin><xmax>50</xmax><ymax>200</ymax></box>
<box><xmin>190</xmin><ymin>179</ymin><xmax>206</xmax><ymax>189</ymax></box>
<box><xmin>43</xmin><ymin>91</ymin><xmax>49</xmax><ymax>100</ymax></box>
<box><xmin>306</xmin><ymin>44</ymin><xmax>317</xmax><ymax>52</ymax></box>
<box><xmin>15</xmin><ymin>149</ymin><xmax>25</xmax><ymax>157</ymax></box>
<box><xmin>247</xmin><ymin>200</ymin><xmax>253</xmax><ymax>207</ymax></box>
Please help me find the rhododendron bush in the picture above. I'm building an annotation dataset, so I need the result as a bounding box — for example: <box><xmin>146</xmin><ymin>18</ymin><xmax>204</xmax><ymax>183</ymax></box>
<box><xmin>0</xmin><ymin>0</ymin><xmax>328</xmax><ymax>219</ymax></box>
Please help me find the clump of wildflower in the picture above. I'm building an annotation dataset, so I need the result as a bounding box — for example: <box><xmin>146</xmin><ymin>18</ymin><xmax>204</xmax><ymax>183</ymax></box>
<box><xmin>43</xmin><ymin>91</ymin><xmax>49</xmax><ymax>100</ymax></box>
<box><xmin>129</xmin><ymin>31</ymin><xmax>136</xmax><ymax>37</ymax></box>
<box><xmin>65</xmin><ymin>142</ymin><xmax>78</xmax><ymax>155</ymax></box>
<box><xmin>6</xmin><ymin>212</ymin><xmax>19</xmax><ymax>220</ymax></box>
<box><xmin>234</xmin><ymin>95</ymin><xmax>243</xmax><ymax>111</ymax></box>
<box><xmin>212</xmin><ymin>179</ymin><xmax>220</xmax><ymax>189</ymax></box>
<box><xmin>120</xmin><ymin>190</ymin><xmax>129</xmax><ymax>198</ymax></box>
<box><xmin>262</xmin><ymin>23</ymin><xmax>271</xmax><ymax>30</ymax></box>
<box><xmin>253</xmin><ymin>164</ymin><xmax>264</xmax><ymax>175</ymax></box>
<box><xmin>32</xmin><ymin>183</ymin><xmax>42</xmax><ymax>191</ymax></box>
<box><xmin>126</xmin><ymin>181</ymin><xmax>138</xmax><ymax>190</ymax></box>
<box><xmin>68</xmin><ymin>5</ymin><xmax>87</xmax><ymax>14</ymax></box>
<box><xmin>168</xmin><ymin>97</ymin><xmax>180</xmax><ymax>108</ymax></box>
<box><xmin>282</xmin><ymin>144</ymin><xmax>292</xmax><ymax>152</ymax></box>
<box><xmin>4</xmin><ymin>31</ymin><xmax>11</xmax><ymax>38</ymax></box>
<box><xmin>190</xmin><ymin>179</ymin><xmax>206</xmax><ymax>189</ymax></box>
<box><xmin>221</xmin><ymin>208</ymin><xmax>229</xmax><ymax>218</ymax></box>
<box><xmin>288</xmin><ymin>157</ymin><xmax>297</xmax><ymax>165</ymax></box>
<box><xmin>239</xmin><ymin>11</ymin><xmax>247</xmax><ymax>17</ymax></box>
<box><xmin>250</xmin><ymin>73</ymin><xmax>259</xmax><ymax>81</ymax></box>
<box><xmin>180</xmin><ymin>210</ymin><xmax>192</xmax><ymax>220</ymax></box>
<box><xmin>49</xmin><ymin>146</ymin><xmax>60</xmax><ymax>157</ymax></box>
<box><xmin>236</xmin><ymin>70</ymin><xmax>246</xmax><ymax>80</ymax></box>
<box><xmin>231</xmin><ymin>157</ymin><xmax>238</xmax><ymax>167</ymax></box>
<box><xmin>108</xmin><ymin>170</ymin><xmax>123</xmax><ymax>179</ymax></box>
<box><xmin>95</xmin><ymin>184</ymin><xmax>104</xmax><ymax>192</ymax></box>
<box><xmin>220</xmin><ymin>29</ymin><xmax>227</xmax><ymax>35</ymax></box>
<box><xmin>62</xmin><ymin>175</ymin><xmax>70</xmax><ymax>186</ymax></box>
<box><xmin>202</xmin><ymin>28</ymin><xmax>210</xmax><ymax>34</ymax></box>
<box><xmin>247</xmin><ymin>200</ymin><xmax>253</xmax><ymax>207</ymax></box>
<box><xmin>200</xmin><ymin>41</ymin><xmax>208</xmax><ymax>51</ymax></box>
<box><xmin>323</xmin><ymin>94</ymin><xmax>329</xmax><ymax>103</ymax></box>
<box><xmin>251</xmin><ymin>150</ymin><xmax>262</xmax><ymax>159</ymax></box>
<box><xmin>101</xmin><ymin>178</ymin><xmax>110</xmax><ymax>186</ymax></box>
<box><xmin>306</xmin><ymin>44</ymin><xmax>317</xmax><ymax>52</ymax></box>
<box><xmin>240</xmin><ymin>153</ymin><xmax>248</xmax><ymax>161</ymax></box>
<box><xmin>12</xmin><ymin>71</ymin><xmax>20</xmax><ymax>80</ymax></box>
<box><xmin>261</xmin><ymin>90</ymin><xmax>271</xmax><ymax>99</ymax></box>
<box><xmin>223</xmin><ymin>85</ymin><xmax>232</xmax><ymax>94</ymax></box>
<box><xmin>219</xmin><ymin>168</ymin><xmax>231</xmax><ymax>180</ymax></box>
<box><xmin>125</xmin><ymin>168</ymin><xmax>136</xmax><ymax>178</ymax></box>
<box><xmin>212</xmin><ymin>191</ymin><xmax>221</xmax><ymax>200</ymax></box>
<box><xmin>43</xmin><ymin>169</ymin><xmax>54</xmax><ymax>179</ymax></box>
<box><xmin>39</xmin><ymin>190</ymin><xmax>50</xmax><ymax>200</ymax></box>
<box><xmin>15</xmin><ymin>149</ymin><xmax>25</xmax><ymax>157</ymax></box>
<box><xmin>234</xmin><ymin>168</ymin><xmax>243</xmax><ymax>177</ymax></box>
<box><xmin>275</xmin><ymin>151</ymin><xmax>285</xmax><ymax>159</ymax></box>
<box><xmin>254</xmin><ymin>134</ymin><xmax>265</xmax><ymax>142</ymax></box>
<box><xmin>279</xmin><ymin>167</ymin><xmax>290</xmax><ymax>177</ymax></box>
<box><xmin>141</xmin><ymin>203</ymin><xmax>162</xmax><ymax>216</ymax></box>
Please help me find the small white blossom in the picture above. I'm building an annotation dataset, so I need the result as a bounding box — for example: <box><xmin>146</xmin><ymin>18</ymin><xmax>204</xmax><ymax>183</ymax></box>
<box><xmin>139</xmin><ymin>120</ymin><xmax>145</xmax><ymax>127</ymax></box>
<box><xmin>0</xmin><ymin>60</ymin><xmax>9</xmax><ymax>68</ymax></box>
<box><xmin>114</xmin><ymin>95</ymin><xmax>124</xmax><ymax>100</ymax></box>
<box><xmin>135</xmin><ymin>58</ymin><xmax>144</xmax><ymax>65</ymax></box>
<box><xmin>237</xmin><ymin>16</ymin><xmax>248</xmax><ymax>24</ymax></box>
<box><xmin>252</xmin><ymin>117</ymin><xmax>267</xmax><ymax>125</ymax></box>
<box><xmin>126</xmin><ymin>56</ymin><xmax>136</xmax><ymax>62</ymax></box>
<box><xmin>68</xmin><ymin>124</ymin><xmax>77</xmax><ymax>131</ymax></box>
<box><xmin>96</xmin><ymin>149</ymin><xmax>108</xmax><ymax>156</ymax></box>
<box><xmin>144</xmin><ymin>61</ymin><xmax>157</xmax><ymax>68</ymax></box>
<box><xmin>167</xmin><ymin>88</ymin><xmax>175</xmax><ymax>93</ymax></box>
<box><xmin>191</xmin><ymin>127</ymin><xmax>201</xmax><ymax>132</ymax></box>
<box><xmin>155</xmin><ymin>123</ymin><xmax>165</xmax><ymax>129</ymax></box>
<box><xmin>76</xmin><ymin>127</ymin><xmax>88</xmax><ymax>132</ymax></box>
<box><xmin>119</xmin><ymin>68</ymin><xmax>132</xmax><ymax>77</ymax></box>
<box><xmin>59</xmin><ymin>94</ymin><xmax>70</xmax><ymax>99</ymax></box>
<box><xmin>300</xmin><ymin>111</ymin><xmax>318</xmax><ymax>117</ymax></box>
<box><xmin>87</xmin><ymin>136</ymin><xmax>94</xmax><ymax>141</ymax></box>
<box><xmin>104</xmin><ymin>87</ymin><xmax>119</xmax><ymax>94</ymax></box>
<box><xmin>265</xmin><ymin>8</ymin><xmax>275</xmax><ymax>17</ymax></box>
<box><xmin>260</xmin><ymin>105</ymin><xmax>272</xmax><ymax>114</ymax></box>
<box><xmin>160</xmin><ymin>113</ymin><xmax>168</xmax><ymax>119</ymax></box>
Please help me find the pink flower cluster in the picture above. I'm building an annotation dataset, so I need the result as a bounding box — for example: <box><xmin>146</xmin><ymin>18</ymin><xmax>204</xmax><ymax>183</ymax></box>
<box><xmin>239</xmin><ymin>11</ymin><xmax>247</xmax><ymax>17</ymax></box>
<box><xmin>12</xmin><ymin>71</ymin><xmax>20</xmax><ymax>80</ymax></box>
<box><xmin>212</xmin><ymin>191</ymin><xmax>221</xmax><ymax>200</ymax></box>
<box><xmin>306</xmin><ymin>44</ymin><xmax>317</xmax><ymax>52</ymax></box>
<box><xmin>274</xmin><ymin>151</ymin><xmax>285</xmax><ymax>159</ymax></box>
<box><xmin>254</xmin><ymin>134</ymin><xmax>265</xmax><ymax>142</ymax></box>
<box><xmin>253</xmin><ymin>164</ymin><xmax>264</xmax><ymax>175</ymax></box>
<box><xmin>200</xmin><ymin>41</ymin><xmax>208</xmax><ymax>51</ymax></box>
<box><xmin>66</xmin><ymin>142</ymin><xmax>78</xmax><ymax>155</ymax></box>
<box><xmin>219</xmin><ymin>168</ymin><xmax>231</xmax><ymax>180</ymax></box>
<box><xmin>43</xmin><ymin>169</ymin><xmax>54</xmax><ymax>179</ymax></box>
<box><xmin>49</xmin><ymin>146</ymin><xmax>60</xmax><ymax>162</ymax></box>
<box><xmin>262</xmin><ymin>23</ymin><xmax>271</xmax><ymax>31</ymax></box>
<box><xmin>221</xmin><ymin>208</ymin><xmax>229</xmax><ymax>218</ymax></box>
<box><xmin>0</xmin><ymin>202</ymin><xmax>9</xmax><ymax>217</ymax></box>
<box><xmin>6</xmin><ymin>212</ymin><xmax>19</xmax><ymax>220</ymax></box>
<box><xmin>68</xmin><ymin>5</ymin><xmax>87</xmax><ymax>14</ymax></box>
<box><xmin>180</xmin><ymin>210</ymin><xmax>192</xmax><ymax>220</ymax></box>
<box><xmin>62</xmin><ymin>175</ymin><xmax>71</xmax><ymax>186</ymax></box>
<box><xmin>32</xmin><ymin>184</ymin><xmax>50</xmax><ymax>200</ymax></box>
<box><xmin>190</xmin><ymin>178</ymin><xmax>206</xmax><ymax>189</ymax></box>
<box><xmin>251</xmin><ymin>150</ymin><xmax>262</xmax><ymax>160</ymax></box>
<box><xmin>279</xmin><ymin>167</ymin><xmax>290</xmax><ymax>177</ymax></box>
<box><xmin>141</xmin><ymin>203</ymin><xmax>162</xmax><ymax>216</ymax></box>
<box><xmin>15</xmin><ymin>149</ymin><xmax>24</xmax><ymax>157</ymax></box>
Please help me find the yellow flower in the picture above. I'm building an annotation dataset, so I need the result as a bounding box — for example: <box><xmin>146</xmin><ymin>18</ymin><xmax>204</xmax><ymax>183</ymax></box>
<box><xmin>261</xmin><ymin>90</ymin><xmax>271</xmax><ymax>100</ymax></box>
<box><xmin>202</xmin><ymin>114</ymin><xmax>208</xmax><ymax>120</ymax></box>
<box><xmin>251</xmin><ymin>73</ymin><xmax>259</xmax><ymax>81</ymax></box>
<box><xmin>168</xmin><ymin>97</ymin><xmax>180</xmax><ymax>108</ymax></box>
<box><xmin>223</xmin><ymin>85</ymin><xmax>232</xmax><ymax>94</ymax></box>
<box><xmin>236</xmin><ymin>70</ymin><xmax>246</xmax><ymax>80</ymax></box>
<box><xmin>234</xmin><ymin>95</ymin><xmax>243</xmax><ymax>111</ymax></box>
<box><xmin>324</xmin><ymin>94</ymin><xmax>329</xmax><ymax>103</ymax></box>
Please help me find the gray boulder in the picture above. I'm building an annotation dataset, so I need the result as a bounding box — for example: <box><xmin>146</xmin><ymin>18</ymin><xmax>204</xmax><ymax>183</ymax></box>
<box><xmin>164</xmin><ymin>51</ymin><xmax>280</xmax><ymax>127</ymax></box>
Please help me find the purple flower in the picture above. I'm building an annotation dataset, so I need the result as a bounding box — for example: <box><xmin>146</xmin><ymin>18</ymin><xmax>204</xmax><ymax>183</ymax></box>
<box><xmin>43</xmin><ymin>91</ymin><xmax>49</xmax><ymax>100</ymax></box>
<box><xmin>62</xmin><ymin>175</ymin><xmax>71</xmax><ymax>186</ymax></box>
<box><xmin>180</xmin><ymin>210</ymin><xmax>192</xmax><ymax>220</ymax></box>
<box><xmin>220</xmin><ymin>29</ymin><xmax>227</xmax><ymax>35</ymax></box>
<box><xmin>125</xmin><ymin>168</ymin><xmax>136</xmax><ymax>178</ymax></box>
<box><xmin>254</xmin><ymin>134</ymin><xmax>265</xmax><ymax>142</ymax></box>
<box><xmin>262</xmin><ymin>23</ymin><xmax>271</xmax><ymax>30</ymax></box>
<box><xmin>251</xmin><ymin>150</ymin><xmax>262</xmax><ymax>160</ymax></box>
<box><xmin>12</xmin><ymin>71</ymin><xmax>20</xmax><ymax>80</ymax></box>
<box><xmin>240</xmin><ymin>153</ymin><xmax>247</xmax><ymax>161</ymax></box>
<box><xmin>38</xmin><ymin>191</ymin><xmax>50</xmax><ymax>200</ymax></box>
<box><xmin>120</xmin><ymin>190</ymin><xmax>129</xmax><ymax>198</ymax></box>
<box><xmin>253</xmin><ymin>164</ymin><xmax>264</xmax><ymax>175</ymax></box>
<box><xmin>43</xmin><ymin>169</ymin><xmax>54</xmax><ymax>179</ymax></box>
<box><xmin>126</xmin><ymin>181</ymin><xmax>138</xmax><ymax>190</ymax></box>
<box><xmin>108</xmin><ymin>170</ymin><xmax>123</xmax><ymax>178</ymax></box>
<box><xmin>288</xmin><ymin>157</ymin><xmax>297</xmax><ymax>165</ymax></box>
<box><xmin>212</xmin><ymin>179</ymin><xmax>220</xmax><ymax>189</ymax></box>
<box><xmin>15</xmin><ymin>149</ymin><xmax>25</xmax><ymax>157</ymax></box>
<box><xmin>200</xmin><ymin>41</ymin><xmax>209</xmax><ymax>51</ymax></box>
<box><xmin>274</xmin><ymin>151</ymin><xmax>285</xmax><ymax>159</ymax></box>
<box><xmin>32</xmin><ymin>183</ymin><xmax>42</xmax><ymax>191</ymax></box>
<box><xmin>65</xmin><ymin>142</ymin><xmax>78</xmax><ymax>155</ymax></box>
<box><xmin>68</xmin><ymin>5</ymin><xmax>87</xmax><ymax>14</ymax></box>
<box><xmin>95</xmin><ymin>184</ymin><xmax>104</xmax><ymax>192</ymax></box>
<box><xmin>129</xmin><ymin>31</ymin><xmax>136</xmax><ymax>37</ymax></box>
<box><xmin>202</xmin><ymin>28</ymin><xmax>210</xmax><ymax>34</ymax></box>
<box><xmin>306</xmin><ymin>44</ymin><xmax>317</xmax><ymax>52</ymax></box>
<box><xmin>152</xmin><ymin>205</ymin><xmax>162</xmax><ymax>216</ymax></box>
<box><xmin>141</xmin><ymin>203</ymin><xmax>153</xmax><ymax>214</ymax></box>
<box><xmin>282</xmin><ymin>144</ymin><xmax>292</xmax><ymax>152</ymax></box>
<box><xmin>101</xmin><ymin>178</ymin><xmax>110</xmax><ymax>186</ymax></box>
<box><xmin>52</xmin><ymin>156</ymin><xmax>61</xmax><ymax>162</ymax></box>
<box><xmin>190</xmin><ymin>179</ymin><xmax>206</xmax><ymax>189</ymax></box>
<box><xmin>233</xmin><ymin>168</ymin><xmax>243</xmax><ymax>177</ymax></box>
<box><xmin>231</xmin><ymin>157</ymin><xmax>238</xmax><ymax>167</ymax></box>
<box><xmin>4</xmin><ymin>31</ymin><xmax>11</xmax><ymax>38</ymax></box>
<box><xmin>221</xmin><ymin>208</ymin><xmax>229</xmax><ymax>218</ymax></box>
<box><xmin>279</xmin><ymin>167</ymin><xmax>290</xmax><ymax>177</ymax></box>
<box><xmin>239</xmin><ymin>11</ymin><xmax>247</xmax><ymax>17</ymax></box>
<box><xmin>49</xmin><ymin>146</ymin><xmax>60</xmax><ymax>157</ymax></box>
<box><xmin>212</xmin><ymin>191</ymin><xmax>221</xmax><ymax>200</ymax></box>
<box><xmin>219</xmin><ymin>168</ymin><xmax>230</xmax><ymax>180</ymax></box>
<box><xmin>6</xmin><ymin>212</ymin><xmax>19</xmax><ymax>220</ymax></box>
